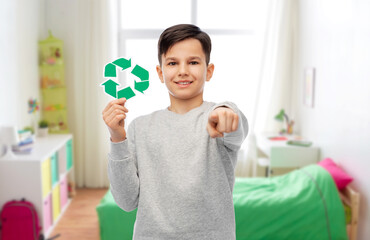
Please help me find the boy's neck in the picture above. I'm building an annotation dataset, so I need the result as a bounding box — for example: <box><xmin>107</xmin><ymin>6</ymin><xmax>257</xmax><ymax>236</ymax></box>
<box><xmin>168</xmin><ymin>96</ymin><xmax>204</xmax><ymax>114</ymax></box>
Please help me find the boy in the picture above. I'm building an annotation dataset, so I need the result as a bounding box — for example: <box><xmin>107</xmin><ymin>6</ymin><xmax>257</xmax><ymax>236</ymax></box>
<box><xmin>102</xmin><ymin>24</ymin><xmax>248</xmax><ymax>240</ymax></box>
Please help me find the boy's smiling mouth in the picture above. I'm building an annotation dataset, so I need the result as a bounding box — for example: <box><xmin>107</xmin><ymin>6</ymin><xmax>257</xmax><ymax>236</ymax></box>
<box><xmin>175</xmin><ymin>80</ymin><xmax>193</xmax><ymax>88</ymax></box>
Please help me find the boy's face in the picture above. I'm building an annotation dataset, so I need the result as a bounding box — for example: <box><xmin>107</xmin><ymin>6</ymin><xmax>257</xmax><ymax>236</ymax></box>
<box><xmin>156</xmin><ymin>38</ymin><xmax>214</xmax><ymax>102</ymax></box>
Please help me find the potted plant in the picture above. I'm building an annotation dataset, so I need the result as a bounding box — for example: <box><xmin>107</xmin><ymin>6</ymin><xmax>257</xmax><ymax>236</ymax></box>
<box><xmin>38</xmin><ymin>120</ymin><xmax>49</xmax><ymax>137</ymax></box>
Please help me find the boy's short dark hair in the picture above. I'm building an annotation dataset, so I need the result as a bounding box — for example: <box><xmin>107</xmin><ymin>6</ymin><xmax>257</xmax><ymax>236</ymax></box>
<box><xmin>157</xmin><ymin>24</ymin><xmax>212</xmax><ymax>66</ymax></box>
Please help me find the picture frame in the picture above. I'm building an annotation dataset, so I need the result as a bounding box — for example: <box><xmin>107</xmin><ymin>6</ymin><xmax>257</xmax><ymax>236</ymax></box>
<box><xmin>303</xmin><ymin>68</ymin><xmax>315</xmax><ymax>108</ymax></box>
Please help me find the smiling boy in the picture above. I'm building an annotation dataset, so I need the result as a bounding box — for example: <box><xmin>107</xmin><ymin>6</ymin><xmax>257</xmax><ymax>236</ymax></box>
<box><xmin>103</xmin><ymin>24</ymin><xmax>248</xmax><ymax>239</ymax></box>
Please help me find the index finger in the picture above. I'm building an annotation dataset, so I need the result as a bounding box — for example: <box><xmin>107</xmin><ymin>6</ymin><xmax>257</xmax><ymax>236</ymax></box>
<box><xmin>208</xmin><ymin>112</ymin><xmax>219</xmax><ymax>124</ymax></box>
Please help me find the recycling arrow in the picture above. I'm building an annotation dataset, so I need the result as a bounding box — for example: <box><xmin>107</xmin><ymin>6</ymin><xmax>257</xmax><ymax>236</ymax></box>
<box><xmin>134</xmin><ymin>81</ymin><xmax>149</xmax><ymax>94</ymax></box>
<box><xmin>101</xmin><ymin>57</ymin><xmax>150</xmax><ymax>100</ymax></box>
<box><xmin>131</xmin><ymin>65</ymin><xmax>149</xmax><ymax>93</ymax></box>
<box><xmin>117</xmin><ymin>86</ymin><xmax>136</xmax><ymax>99</ymax></box>
<box><xmin>131</xmin><ymin>64</ymin><xmax>149</xmax><ymax>81</ymax></box>
<box><xmin>101</xmin><ymin>79</ymin><xmax>119</xmax><ymax>98</ymax></box>
<box><xmin>113</xmin><ymin>58</ymin><xmax>131</xmax><ymax>71</ymax></box>
<box><xmin>104</xmin><ymin>63</ymin><xmax>116</xmax><ymax>78</ymax></box>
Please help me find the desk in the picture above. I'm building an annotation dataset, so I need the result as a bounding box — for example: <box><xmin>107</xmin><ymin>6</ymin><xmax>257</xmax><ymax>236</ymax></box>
<box><xmin>256</xmin><ymin>133</ymin><xmax>320</xmax><ymax>177</ymax></box>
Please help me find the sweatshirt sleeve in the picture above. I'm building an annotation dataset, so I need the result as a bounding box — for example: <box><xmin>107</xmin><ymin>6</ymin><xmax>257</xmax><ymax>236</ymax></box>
<box><xmin>211</xmin><ymin>102</ymin><xmax>249</xmax><ymax>152</ymax></box>
<box><xmin>107</xmin><ymin>120</ymin><xmax>139</xmax><ymax>212</ymax></box>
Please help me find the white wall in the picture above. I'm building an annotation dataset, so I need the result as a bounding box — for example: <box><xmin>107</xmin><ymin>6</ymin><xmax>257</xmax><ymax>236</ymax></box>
<box><xmin>0</xmin><ymin>1</ymin><xmax>17</xmax><ymax>125</ymax></box>
<box><xmin>0</xmin><ymin>0</ymin><xmax>46</xmax><ymax>129</ymax></box>
<box><xmin>293</xmin><ymin>1</ymin><xmax>370</xmax><ymax>239</ymax></box>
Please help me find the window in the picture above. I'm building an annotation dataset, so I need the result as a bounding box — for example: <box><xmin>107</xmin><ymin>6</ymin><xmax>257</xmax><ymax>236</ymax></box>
<box><xmin>118</xmin><ymin>0</ymin><xmax>269</xmax><ymax>125</ymax></box>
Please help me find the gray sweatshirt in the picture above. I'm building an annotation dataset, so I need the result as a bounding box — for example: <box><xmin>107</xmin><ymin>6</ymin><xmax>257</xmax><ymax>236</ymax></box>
<box><xmin>108</xmin><ymin>101</ymin><xmax>248</xmax><ymax>240</ymax></box>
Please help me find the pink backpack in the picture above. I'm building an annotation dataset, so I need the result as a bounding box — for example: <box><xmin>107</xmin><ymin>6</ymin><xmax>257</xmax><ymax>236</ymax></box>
<box><xmin>0</xmin><ymin>199</ymin><xmax>42</xmax><ymax>240</ymax></box>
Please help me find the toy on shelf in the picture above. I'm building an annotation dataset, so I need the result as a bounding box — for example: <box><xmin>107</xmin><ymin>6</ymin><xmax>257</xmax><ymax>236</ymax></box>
<box><xmin>39</xmin><ymin>30</ymin><xmax>69</xmax><ymax>133</ymax></box>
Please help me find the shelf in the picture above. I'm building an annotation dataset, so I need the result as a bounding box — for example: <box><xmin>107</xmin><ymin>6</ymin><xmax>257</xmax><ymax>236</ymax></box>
<box><xmin>5</xmin><ymin>134</ymin><xmax>72</xmax><ymax>162</ymax></box>
<box><xmin>41</xmin><ymin>86</ymin><xmax>69</xmax><ymax>133</ymax></box>
<box><xmin>41</xmin><ymin>86</ymin><xmax>66</xmax><ymax>90</ymax></box>
<box><xmin>0</xmin><ymin>135</ymin><xmax>74</xmax><ymax>238</ymax></box>
<box><xmin>40</xmin><ymin>62</ymin><xmax>64</xmax><ymax>66</ymax></box>
<box><xmin>43</xmin><ymin>109</ymin><xmax>67</xmax><ymax>112</ymax></box>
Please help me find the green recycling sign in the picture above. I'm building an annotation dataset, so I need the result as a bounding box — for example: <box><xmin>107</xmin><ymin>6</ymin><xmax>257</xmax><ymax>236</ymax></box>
<box><xmin>101</xmin><ymin>57</ymin><xmax>149</xmax><ymax>100</ymax></box>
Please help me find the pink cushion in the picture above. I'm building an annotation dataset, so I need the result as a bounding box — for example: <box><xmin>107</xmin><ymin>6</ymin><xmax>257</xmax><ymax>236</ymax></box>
<box><xmin>317</xmin><ymin>158</ymin><xmax>353</xmax><ymax>190</ymax></box>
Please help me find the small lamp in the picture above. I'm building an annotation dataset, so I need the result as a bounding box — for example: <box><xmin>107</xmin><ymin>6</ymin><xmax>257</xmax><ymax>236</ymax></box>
<box><xmin>0</xmin><ymin>126</ymin><xmax>20</xmax><ymax>160</ymax></box>
<box><xmin>274</xmin><ymin>109</ymin><xmax>294</xmax><ymax>134</ymax></box>
<box><xmin>274</xmin><ymin>109</ymin><xmax>288</xmax><ymax>122</ymax></box>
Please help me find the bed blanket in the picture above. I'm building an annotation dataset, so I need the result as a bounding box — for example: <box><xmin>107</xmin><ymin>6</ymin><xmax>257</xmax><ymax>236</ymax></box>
<box><xmin>233</xmin><ymin>165</ymin><xmax>348</xmax><ymax>239</ymax></box>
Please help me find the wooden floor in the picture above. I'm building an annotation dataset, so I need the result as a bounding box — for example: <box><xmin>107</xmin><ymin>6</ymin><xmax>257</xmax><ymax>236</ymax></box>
<box><xmin>50</xmin><ymin>188</ymin><xmax>108</xmax><ymax>240</ymax></box>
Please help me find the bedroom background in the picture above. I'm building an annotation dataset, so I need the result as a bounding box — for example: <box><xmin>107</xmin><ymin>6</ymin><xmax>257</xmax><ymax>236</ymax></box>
<box><xmin>0</xmin><ymin>0</ymin><xmax>369</xmax><ymax>239</ymax></box>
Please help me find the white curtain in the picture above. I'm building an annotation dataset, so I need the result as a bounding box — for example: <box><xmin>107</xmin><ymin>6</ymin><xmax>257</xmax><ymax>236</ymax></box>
<box><xmin>235</xmin><ymin>0</ymin><xmax>297</xmax><ymax>177</ymax></box>
<box><xmin>68</xmin><ymin>0</ymin><xmax>117</xmax><ymax>187</ymax></box>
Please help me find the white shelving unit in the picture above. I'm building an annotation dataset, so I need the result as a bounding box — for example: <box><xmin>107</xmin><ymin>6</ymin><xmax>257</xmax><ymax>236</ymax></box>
<box><xmin>0</xmin><ymin>134</ymin><xmax>74</xmax><ymax>238</ymax></box>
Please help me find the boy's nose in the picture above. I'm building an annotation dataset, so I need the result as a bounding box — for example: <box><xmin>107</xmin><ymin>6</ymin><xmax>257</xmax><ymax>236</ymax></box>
<box><xmin>178</xmin><ymin>63</ymin><xmax>189</xmax><ymax>76</ymax></box>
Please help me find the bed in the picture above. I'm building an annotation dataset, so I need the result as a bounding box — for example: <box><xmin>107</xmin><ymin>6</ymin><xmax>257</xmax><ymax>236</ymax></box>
<box><xmin>96</xmin><ymin>165</ymin><xmax>359</xmax><ymax>240</ymax></box>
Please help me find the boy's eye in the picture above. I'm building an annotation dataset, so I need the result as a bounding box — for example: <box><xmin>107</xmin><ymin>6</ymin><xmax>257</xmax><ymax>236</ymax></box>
<box><xmin>168</xmin><ymin>62</ymin><xmax>176</xmax><ymax>66</ymax></box>
<box><xmin>190</xmin><ymin>61</ymin><xmax>199</xmax><ymax>65</ymax></box>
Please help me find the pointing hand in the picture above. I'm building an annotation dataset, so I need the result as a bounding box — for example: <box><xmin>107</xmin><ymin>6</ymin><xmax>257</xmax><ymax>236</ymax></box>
<box><xmin>207</xmin><ymin>107</ymin><xmax>239</xmax><ymax>138</ymax></box>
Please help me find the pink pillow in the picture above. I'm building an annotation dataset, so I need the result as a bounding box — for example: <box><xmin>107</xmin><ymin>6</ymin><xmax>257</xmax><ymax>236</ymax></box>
<box><xmin>317</xmin><ymin>158</ymin><xmax>353</xmax><ymax>190</ymax></box>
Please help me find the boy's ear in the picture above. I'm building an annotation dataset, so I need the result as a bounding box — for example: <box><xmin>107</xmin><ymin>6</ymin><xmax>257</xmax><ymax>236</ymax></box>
<box><xmin>206</xmin><ymin>63</ymin><xmax>215</xmax><ymax>82</ymax></box>
<box><xmin>156</xmin><ymin>65</ymin><xmax>164</xmax><ymax>83</ymax></box>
